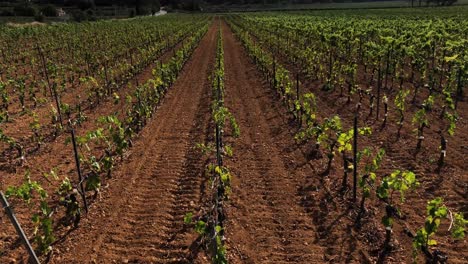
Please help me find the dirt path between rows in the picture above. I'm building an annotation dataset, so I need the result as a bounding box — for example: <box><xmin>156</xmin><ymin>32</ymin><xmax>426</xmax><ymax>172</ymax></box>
<box><xmin>223</xmin><ymin>20</ymin><xmax>467</xmax><ymax>264</ymax></box>
<box><xmin>4</xmin><ymin>16</ymin><xmax>462</xmax><ymax>264</ymax></box>
<box><xmin>45</xmin><ymin>22</ymin><xmax>217</xmax><ymax>263</ymax></box>
<box><xmin>0</xmin><ymin>26</ymin><xmax>202</xmax><ymax>263</ymax></box>
<box><xmin>238</xmin><ymin>18</ymin><xmax>467</xmax><ymax>263</ymax></box>
<box><xmin>221</xmin><ymin>21</ymin><xmax>338</xmax><ymax>263</ymax></box>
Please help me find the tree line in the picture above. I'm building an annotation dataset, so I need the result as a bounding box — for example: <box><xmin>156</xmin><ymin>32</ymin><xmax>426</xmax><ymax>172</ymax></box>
<box><xmin>163</xmin><ymin>0</ymin><xmax>458</xmax><ymax>10</ymax></box>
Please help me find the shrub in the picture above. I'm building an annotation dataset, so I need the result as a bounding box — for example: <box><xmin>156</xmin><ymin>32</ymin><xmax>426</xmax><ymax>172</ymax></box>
<box><xmin>77</xmin><ymin>0</ymin><xmax>95</xmax><ymax>11</ymax></box>
<box><xmin>13</xmin><ymin>3</ymin><xmax>37</xmax><ymax>17</ymax></box>
<box><xmin>0</xmin><ymin>10</ymin><xmax>15</xmax><ymax>16</ymax></box>
<box><xmin>41</xmin><ymin>5</ymin><xmax>58</xmax><ymax>17</ymax></box>
<box><xmin>71</xmin><ymin>9</ymin><xmax>86</xmax><ymax>22</ymax></box>
<box><xmin>86</xmin><ymin>8</ymin><xmax>97</xmax><ymax>21</ymax></box>
<box><xmin>34</xmin><ymin>13</ymin><xmax>45</xmax><ymax>22</ymax></box>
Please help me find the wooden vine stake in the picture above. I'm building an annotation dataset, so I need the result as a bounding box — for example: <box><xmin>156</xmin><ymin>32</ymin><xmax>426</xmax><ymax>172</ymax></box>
<box><xmin>437</xmin><ymin>133</ymin><xmax>447</xmax><ymax>171</ymax></box>
<box><xmin>296</xmin><ymin>72</ymin><xmax>302</xmax><ymax>128</ymax></box>
<box><xmin>36</xmin><ymin>43</ymin><xmax>63</xmax><ymax>129</ymax></box>
<box><xmin>68</xmin><ymin>121</ymin><xmax>88</xmax><ymax>213</ymax></box>
<box><xmin>1</xmin><ymin>191</ymin><xmax>40</xmax><ymax>264</ymax></box>
<box><xmin>215</xmin><ymin>80</ymin><xmax>223</xmax><ymax>167</ymax></box>
<box><xmin>353</xmin><ymin>103</ymin><xmax>361</xmax><ymax>202</ymax></box>
<box><xmin>272</xmin><ymin>55</ymin><xmax>277</xmax><ymax>90</ymax></box>
<box><xmin>376</xmin><ymin>66</ymin><xmax>382</xmax><ymax>121</ymax></box>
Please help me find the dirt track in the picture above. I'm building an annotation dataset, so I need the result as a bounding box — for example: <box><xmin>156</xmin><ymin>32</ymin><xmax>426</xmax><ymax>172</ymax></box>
<box><xmin>48</xmin><ymin>21</ymin><xmax>335</xmax><ymax>264</ymax></box>
<box><xmin>49</xmin><ymin>20</ymin><xmax>334</xmax><ymax>264</ymax></box>
<box><xmin>221</xmin><ymin>21</ymin><xmax>332</xmax><ymax>263</ymax></box>
<box><xmin>0</xmin><ymin>25</ymin><xmax>197</xmax><ymax>264</ymax></box>
<box><xmin>46</xmin><ymin>22</ymin><xmax>217</xmax><ymax>263</ymax></box>
<box><xmin>222</xmin><ymin>19</ymin><xmax>467</xmax><ymax>264</ymax></box>
<box><xmin>1</xmin><ymin>17</ymin><xmax>466</xmax><ymax>264</ymax></box>
<box><xmin>219</xmin><ymin>21</ymin><xmax>376</xmax><ymax>263</ymax></box>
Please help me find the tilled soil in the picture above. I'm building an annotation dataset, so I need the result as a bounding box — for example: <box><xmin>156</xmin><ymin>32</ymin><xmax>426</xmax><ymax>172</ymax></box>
<box><xmin>45</xmin><ymin>22</ymin><xmax>218</xmax><ymax>263</ymax></box>
<box><xmin>0</xmin><ymin>34</ymin><xmax>188</xmax><ymax>164</ymax></box>
<box><xmin>268</xmin><ymin>30</ymin><xmax>468</xmax><ymax>264</ymax></box>
<box><xmin>1</xmin><ymin>17</ymin><xmax>466</xmax><ymax>264</ymax></box>
<box><xmin>0</xmin><ymin>28</ymin><xmax>195</xmax><ymax>263</ymax></box>
<box><xmin>224</xmin><ymin>19</ymin><xmax>467</xmax><ymax>264</ymax></box>
<box><xmin>0</xmin><ymin>23</ymin><xmax>213</xmax><ymax>264</ymax></box>
<box><xmin>222</xmin><ymin>21</ymin><xmax>334</xmax><ymax>263</ymax></box>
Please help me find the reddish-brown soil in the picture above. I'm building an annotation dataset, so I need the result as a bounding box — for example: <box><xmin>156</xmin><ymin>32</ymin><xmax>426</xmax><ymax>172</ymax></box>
<box><xmin>278</xmin><ymin>39</ymin><xmax>468</xmax><ymax>264</ymax></box>
<box><xmin>1</xmin><ymin>18</ymin><xmax>466</xmax><ymax>264</ymax></box>
<box><xmin>0</xmin><ymin>26</ymin><xmax>210</xmax><ymax>263</ymax></box>
<box><xmin>222</xmin><ymin>23</ymin><xmax>326</xmax><ymax>262</ymax></box>
<box><xmin>221</xmin><ymin>21</ymin><xmax>371</xmax><ymax>263</ymax></box>
<box><xmin>0</xmin><ymin>29</ymin><xmax>189</xmax><ymax>221</ymax></box>
<box><xmin>0</xmin><ymin>32</ymin><xmax>189</xmax><ymax>191</ymax></box>
<box><xmin>47</xmin><ymin>22</ymin><xmax>216</xmax><ymax>263</ymax></box>
<box><xmin>0</xmin><ymin>33</ymin><xmax>187</xmax><ymax>160</ymax></box>
<box><xmin>225</xmin><ymin>20</ymin><xmax>467</xmax><ymax>263</ymax></box>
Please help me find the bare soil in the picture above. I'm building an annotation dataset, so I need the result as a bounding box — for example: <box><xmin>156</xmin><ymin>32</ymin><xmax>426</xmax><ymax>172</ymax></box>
<box><xmin>0</xmin><ymin>18</ymin><xmax>466</xmax><ymax>264</ymax></box>
<box><xmin>221</xmin><ymin>21</ymin><xmax>370</xmax><ymax>263</ymax></box>
<box><xmin>46</xmin><ymin>21</ymin><xmax>217</xmax><ymax>264</ymax></box>
<box><xmin>0</xmin><ymin>25</ymin><xmax>211</xmax><ymax>264</ymax></box>
<box><xmin>224</xmin><ymin>19</ymin><xmax>467</xmax><ymax>264</ymax></box>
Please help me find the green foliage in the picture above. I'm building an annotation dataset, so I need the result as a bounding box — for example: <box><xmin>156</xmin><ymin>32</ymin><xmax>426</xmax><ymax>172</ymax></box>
<box><xmin>40</xmin><ymin>5</ymin><xmax>58</xmax><ymax>17</ymax></box>
<box><xmin>413</xmin><ymin>198</ymin><xmax>447</xmax><ymax>255</ymax></box>
<box><xmin>338</xmin><ymin>127</ymin><xmax>371</xmax><ymax>153</ymax></box>
<box><xmin>377</xmin><ymin>170</ymin><xmax>419</xmax><ymax>203</ymax></box>
<box><xmin>213</xmin><ymin>106</ymin><xmax>240</xmax><ymax>138</ymax></box>
<box><xmin>213</xmin><ymin>225</ymin><xmax>228</xmax><ymax>264</ymax></box>
<box><xmin>6</xmin><ymin>171</ymin><xmax>46</xmax><ymax>203</ymax></box>
<box><xmin>195</xmin><ymin>142</ymin><xmax>215</xmax><ymax>155</ymax></box>
<box><xmin>99</xmin><ymin>115</ymin><xmax>129</xmax><ymax>157</ymax></box>
<box><xmin>191</xmin><ymin>29</ymin><xmax>236</xmax><ymax>264</ymax></box>
<box><xmin>184</xmin><ymin>212</ymin><xmax>207</xmax><ymax>235</ymax></box>
<box><xmin>229</xmin><ymin>113</ymin><xmax>240</xmax><ymax>138</ymax></box>
<box><xmin>184</xmin><ymin>212</ymin><xmax>193</xmax><ymax>224</ymax></box>
<box><xmin>211</xmin><ymin>30</ymin><xmax>240</xmax><ymax>141</ymax></box>
<box><xmin>357</xmin><ymin>148</ymin><xmax>385</xmax><ymax>198</ymax></box>
<box><xmin>223</xmin><ymin>145</ymin><xmax>233</xmax><ymax>157</ymax></box>
<box><xmin>42</xmin><ymin>168</ymin><xmax>59</xmax><ymax>182</ymax></box>
<box><xmin>377</xmin><ymin>169</ymin><xmax>418</xmax><ymax>232</ymax></box>
<box><xmin>85</xmin><ymin>171</ymin><xmax>101</xmax><ymax>192</ymax></box>
<box><xmin>412</xmin><ymin>108</ymin><xmax>428</xmax><ymax>128</ymax></box>
<box><xmin>30</xmin><ymin>111</ymin><xmax>42</xmax><ymax>145</ymax></box>
<box><xmin>422</xmin><ymin>95</ymin><xmax>435</xmax><ymax>111</ymax></box>
<box><xmin>208</xmin><ymin>165</ymin><xmax>232</xmax><ymax>198</ymax></box>
<box><xmin>195</xmin><ymin>220</ymin><xmax>207</xmax><ymax>235</ymax></box>
<box><xmin>6</xmin><ymin>171</ymin><xmax>55</xmax><ymax>254</ymax></box>
<box><xmin>413</xmin><ymin>198</ymin><xmax>465</xmax><ymax>261</ymax></box>
<box><xmin>0</xmin><ymin>127</ymin><xmax>17</xmax><ymax>149</ymax></box>
<box><xmin>58</xmin><ymin>177</ymin><xmax>73</xmax><ymax>200</ymax></box>
<box><xmin>443</xmin><ymin>111</ymin><xmax>457</xmax><ymax>136</ymax></box>
<box><xmin>452</xmin><ymin>213</ymin><xmax>467</xmax><ymax>239</ymax></box>
<box><xmin>316</xmin><ymin>115</ymin><xmax>342</xmax><ymax>148</ymax></box>
<box><xmin>442</xmin><ymin>87</ymin><xmax>455</xmax><ymax>111</ymax></box>
<box><xmin>395</xmin><ymin>89</ymin><xmax>410</xmax><ymax>124</ymax></box>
